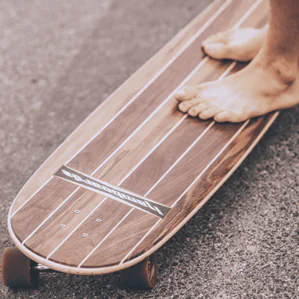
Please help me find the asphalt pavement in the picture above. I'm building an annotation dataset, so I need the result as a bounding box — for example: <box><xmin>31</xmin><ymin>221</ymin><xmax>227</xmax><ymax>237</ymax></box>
<box><xmin>0</xmin><ymin>1</ymin><xmax>298</xmax><ymax>298</ymax></box>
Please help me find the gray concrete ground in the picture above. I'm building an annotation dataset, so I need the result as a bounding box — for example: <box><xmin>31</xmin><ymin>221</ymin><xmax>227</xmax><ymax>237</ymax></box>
<box><xmin>0</xmin><ymin>0</ymin><xmax>298</xmax><ymax>298</ymax></box>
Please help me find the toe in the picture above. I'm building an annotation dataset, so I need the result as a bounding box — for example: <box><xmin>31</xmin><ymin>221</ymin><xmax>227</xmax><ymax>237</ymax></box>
<box><xmin>198</xmin><ymin>106</ymin><xmax>219</xmax><ymax>120</ymax></box>
<box><xmin>203</xmin><ymin>43</ymin><xmax>232</xmax><ymax>60</ymax></box>
<box><xmin>188</xmin><ymin>106</ymin><xmax>201</xmax><ymax>117</ymax></box>
<box><xmin>215</xmin><ymin>110</ymin><xmax>248</xmax><ymax>123</ymax></box>
<box><xmin>202</xmin><ymin>33</ymin><xmax>228</xmax><ymax>46</ymax></box>
<box><xmin>214</xmin><ymin>111</ymin><xmax>235</xmax><ymax>123</ymax></box>
<box><xmin>187</xmin><ymin>102</ymin><xmax>208</xmax><ymax>117</ymax></box>
<box><xmin>174</xmin><ymin>86</ymin><xmax>198</xmax><ymax>101</ymax></box>
<box><xmin>178</xmin><ymin>96</ymin><xmax>203</xmax><ymax>113</ymax></box>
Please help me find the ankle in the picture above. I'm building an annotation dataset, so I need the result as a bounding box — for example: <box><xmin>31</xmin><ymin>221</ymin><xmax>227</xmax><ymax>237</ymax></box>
<box><xmin>254</xmin><ymin>55</ymin><xmax>297</xmax><ymax>86</ymax></box>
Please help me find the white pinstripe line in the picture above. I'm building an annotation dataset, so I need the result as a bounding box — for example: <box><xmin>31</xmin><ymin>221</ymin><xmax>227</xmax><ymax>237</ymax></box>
<box><xmin>233</xmin><ymin>0</ymin><xmax>263</xmax><ymax>29</ymax></box>
<box><xmin>120</xmin><ymin>219</ymin><xmax>161</xmax><ymax>264</ymax></box>
<box><xmin>120</xmin><ymin>119</ymin><xmax>250</xmax><ymax>264</ymax></box>
<box><xmin>64</xmin><ymin>0</ymin><xmax>233</xmax><ymax>167</ymax></box>
<box><xmin>78</xmin><ymin>208</ymin><xmax>134</xmax><ymax>268</ymax></box>
<box><xmin>10</xmin><ymin>177</ymin><xmax>53</xmax><ymax>219</ymax></box>
<box><xmin>10</xmin><ymin>0</ymin><xmax>233</xmax><ymax>219</ymax></box>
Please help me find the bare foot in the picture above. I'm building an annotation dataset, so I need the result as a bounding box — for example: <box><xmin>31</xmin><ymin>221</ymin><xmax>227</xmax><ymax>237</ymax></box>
<box><xmin>175</xmin><ymin>58</ymin><xmax>299</xmax><ymax>123</ymax></box>
<box><xmin>202</xmin><ymin>27</ymin><xmax>267</xmax><ymax>61</ymax></box>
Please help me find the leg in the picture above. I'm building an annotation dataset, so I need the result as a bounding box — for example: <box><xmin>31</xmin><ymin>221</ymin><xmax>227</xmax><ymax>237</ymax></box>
<box><xmin>175</xmin><ymin>0</ymin><xmax>299</xmax><ymax>123</ymax></box>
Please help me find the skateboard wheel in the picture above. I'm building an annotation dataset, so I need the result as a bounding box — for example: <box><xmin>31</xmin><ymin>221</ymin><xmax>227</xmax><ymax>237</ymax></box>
<box><xmin>120</xmin><ymin>254</ymin><xmax>158</xmax><ymax>289</ymax></box>
<box><xmin>1</xmin><ymin>247</ymin><xmax>39</xmax><ymax>288</ymax></box>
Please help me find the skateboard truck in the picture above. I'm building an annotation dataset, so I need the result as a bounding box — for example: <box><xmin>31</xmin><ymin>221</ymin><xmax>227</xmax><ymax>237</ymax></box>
<box><xmin>32</xmin><ymin>264</ymin><xmax>52</xmax><ymax>273</ymax></box>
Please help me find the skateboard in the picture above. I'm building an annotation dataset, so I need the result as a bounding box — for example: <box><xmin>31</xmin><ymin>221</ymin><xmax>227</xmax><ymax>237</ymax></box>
<box><xmin>2</xmin><ymin>0</ymin><xmax>276</xmax><ymax>290</ymax></box>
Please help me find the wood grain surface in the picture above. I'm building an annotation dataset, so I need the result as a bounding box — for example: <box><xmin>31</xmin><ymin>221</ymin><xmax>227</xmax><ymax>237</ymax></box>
<box><xmin>8</xmin><ymin>0</ymin><xmax>276</xmax><ymax>274</ymax></box>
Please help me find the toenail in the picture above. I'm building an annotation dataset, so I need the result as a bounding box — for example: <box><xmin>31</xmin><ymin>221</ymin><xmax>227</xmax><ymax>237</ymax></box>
<box><xmin>176</xmin><ymin>90</ymin><xmax>186</xmax><ymax>96</ymax></box>
<box><xmin>179</xmin><ymin>104</ymin><xmax>187</xmax><ymax>111</ymax></box>
<box><xmin>205</xmin><ymin>43</ymin><xmax>223</xmax><ymax>52</ymax></box>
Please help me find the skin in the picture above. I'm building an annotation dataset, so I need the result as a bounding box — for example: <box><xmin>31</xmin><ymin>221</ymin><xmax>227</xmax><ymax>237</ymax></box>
<box><xmin>175</xmin><ymin>0</ymin><xmax>299</xmax><ymax>123</ymax></box>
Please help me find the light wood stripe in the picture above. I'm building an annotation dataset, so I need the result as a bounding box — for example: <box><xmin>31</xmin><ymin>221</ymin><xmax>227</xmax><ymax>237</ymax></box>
<box><xmin>10</xmin><ymin>177</ymin><xmax>53</xmax><ymax>219</ymax></box>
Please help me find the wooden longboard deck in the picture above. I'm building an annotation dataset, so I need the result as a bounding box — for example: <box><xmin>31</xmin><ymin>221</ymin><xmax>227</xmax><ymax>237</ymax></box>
<box><xmin>8</xmin><ymin>0</ymin><xmax>276</xmax><ymax>275</ymax></box>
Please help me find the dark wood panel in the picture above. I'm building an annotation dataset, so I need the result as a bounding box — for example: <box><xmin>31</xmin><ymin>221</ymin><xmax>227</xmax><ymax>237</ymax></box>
<box><xmin>122</xmin><ymin>117</ymin><xmax>212</xmax><ymax>194</ymax></box>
